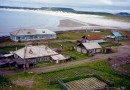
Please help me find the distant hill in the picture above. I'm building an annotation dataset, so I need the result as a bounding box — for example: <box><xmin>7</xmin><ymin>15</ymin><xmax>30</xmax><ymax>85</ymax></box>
<box><xmin>41</xmin><ymin>7</ymin><xmax>75</xmax><ymax>12</ymax></box>
<box><xmin>116</xmin><ymin>12</ymin><xmax>130</xmax><ymax>16</ymax></box>
<box><xmin>0</xmin><ymin>6</ymin><xmax>113</xmax><ymax>15</ymax></box>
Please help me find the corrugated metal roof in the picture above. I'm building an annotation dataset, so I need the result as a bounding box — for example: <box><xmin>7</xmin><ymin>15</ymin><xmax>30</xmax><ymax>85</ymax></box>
<box><xmin>82</xmin><ymin>42</ymin><xmax>102</xmax><ymax>50</ymax></box>
<box><xmin>14</xmin><ymin>45</ymin><xmax>58</xmax><ymax>59</ymax></box>
<box><xmin>112</xmin><ymin>32</ymin><xmax>122</xmax><ymax>37</ymax></box>
<box><xmin>10</xmin><ymin>29</ymin><xmax>56</xmax><ymax>36</ymax></box>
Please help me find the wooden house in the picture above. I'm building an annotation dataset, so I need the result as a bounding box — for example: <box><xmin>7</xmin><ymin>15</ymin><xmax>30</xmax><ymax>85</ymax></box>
<box><xmin>77</xmin><ymin>42</ymin><xmax>102</xmax><ymax>56</ymax></box>
<box><xmin>13</xmin><ymin>45</ymin><xmax>58</xmax><ymax>68</ymax></box>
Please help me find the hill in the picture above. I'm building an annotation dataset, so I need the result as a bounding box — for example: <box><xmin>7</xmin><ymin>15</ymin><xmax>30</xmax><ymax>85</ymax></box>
<box><xmin>116</xmin><ymin>12</ymin><xmax>130</xmax><ymax>16</ymax></box>
<box><xmin>0</xmin><ymin>6</ymin><xmax>113</xmax><ymax>15</ymax></box>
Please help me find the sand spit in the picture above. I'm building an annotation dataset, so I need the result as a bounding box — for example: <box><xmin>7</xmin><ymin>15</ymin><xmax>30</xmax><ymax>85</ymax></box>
<box><xmin>58</xmin><ymin>19</ymin><xmax>87</xmax><ymax>27</ymax></box>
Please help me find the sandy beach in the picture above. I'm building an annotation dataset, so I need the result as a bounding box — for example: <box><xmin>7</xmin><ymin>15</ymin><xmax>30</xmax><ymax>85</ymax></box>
<box><xmin>0</xmin><ymin>8</ymin><xmax>130</xmax><ymax>30</ymax></box>
<box><xmin>58</xmin><ymin>19</ymin><xmax>87</xmax><ymax>27</ymax></box>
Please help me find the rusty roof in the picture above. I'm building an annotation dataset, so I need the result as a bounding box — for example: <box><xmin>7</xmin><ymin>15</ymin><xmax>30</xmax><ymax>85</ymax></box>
<box><xmin>85</xmin><ymin>34</ymin><xmax>103</xmax><ymax>40</ymax></box>
<box><xmin>120</xmin><ymin>31</ymin><xmax>127</xmax><ymax>36</ymax></box>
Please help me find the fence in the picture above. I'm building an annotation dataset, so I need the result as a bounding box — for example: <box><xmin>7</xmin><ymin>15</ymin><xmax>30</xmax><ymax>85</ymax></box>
<box><xmin>58</xmin><ymin>79</ymin><xmax>68</xmax><ymax>90</ymax></box>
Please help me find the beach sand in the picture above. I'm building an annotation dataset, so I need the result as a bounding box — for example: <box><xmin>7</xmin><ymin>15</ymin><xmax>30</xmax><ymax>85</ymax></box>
<box><xmin>58</xmin><ymin>19</ymin><xmax>86</xmax><ymax>27</ymax></box>
<box><xmin>1</xmin><ymin>9</ymin><xmax>130</xmax><ymax>29</ymax></box>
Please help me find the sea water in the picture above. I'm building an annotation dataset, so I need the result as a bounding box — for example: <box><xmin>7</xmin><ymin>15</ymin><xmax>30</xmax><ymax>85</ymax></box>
<box><xmin>0</xmin><ymin>10</ymin><xmax>64</xmax><ymax>36</ymax></box>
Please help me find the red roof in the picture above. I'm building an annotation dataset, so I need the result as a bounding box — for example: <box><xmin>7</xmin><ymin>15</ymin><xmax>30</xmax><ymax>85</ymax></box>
<box><xmin>83</xmin><ymin>34</ymin><xmax>103</xmax><ymax>40</ymax></box>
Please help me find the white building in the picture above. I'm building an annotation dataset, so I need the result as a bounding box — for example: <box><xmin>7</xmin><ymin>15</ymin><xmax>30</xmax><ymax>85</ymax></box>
<box><xmin>77</xmin><ymin>42</ymin><xmax>102</xmax><ymax>56</ymax></box>
<box><xmin>10</xmin><ymin>29</ymin><xmax>56</xmax><ymax>41</ymax></box>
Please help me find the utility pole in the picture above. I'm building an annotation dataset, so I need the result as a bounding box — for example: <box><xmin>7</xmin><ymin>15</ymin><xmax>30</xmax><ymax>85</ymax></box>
<box><xmin>23</xmin><ymin>37</ymin><xmax>28</xmax><ymax>72</ymax></box>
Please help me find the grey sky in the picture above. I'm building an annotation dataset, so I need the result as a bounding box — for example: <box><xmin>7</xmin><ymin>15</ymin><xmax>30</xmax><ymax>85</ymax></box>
<box><xmin>0</xmin><ymin>0</ymin><xmax>130</xmax><ymax>13</ymax></box>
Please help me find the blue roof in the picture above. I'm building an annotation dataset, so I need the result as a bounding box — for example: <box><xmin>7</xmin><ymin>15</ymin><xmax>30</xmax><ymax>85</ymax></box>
<box><xmin>112</xmin><ymin>32</ymin><xmax>122</xmax><ymax>37</ymax></box>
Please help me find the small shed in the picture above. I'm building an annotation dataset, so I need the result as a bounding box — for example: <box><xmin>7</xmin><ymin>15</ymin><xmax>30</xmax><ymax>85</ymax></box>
<box><xmin>51</xmin><ymin>54</ymin><xmax>67</xmax><ymax>63</ymax></box>
<box><xmin>77</xmin><ymin>42</ymin><xmax>102</xmax><ymax>56</ymax></box>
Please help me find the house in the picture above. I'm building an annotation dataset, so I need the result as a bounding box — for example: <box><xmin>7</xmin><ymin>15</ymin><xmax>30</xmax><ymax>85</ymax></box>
<box><xmin>112</xmin><ymin>32</ymin><xmax>122</xmax><ymax>40</ymax></box>
<box><xmin>120</xmin><ymin>31</ymin><xmax>129</xmax><ymax>39</ymax></box>
<box><xmin>77</xmin><ymin>34</ymin><xmax>105</xmax><ymax>45</ymax></box>
<box><xmin>51</xmin><ymin>54</ymin><xmax>67</xmax><ymax>63</ymax></box>
<box><xmin>13</xmin><ymin>45</ymin><xmax>58</xmax><ymax>68</ymax></box>
<box><xmin>77</xmin><ymin>42</ymin><xmax>102</xmax><ymax>56</ymax></box>
<box><xmin>10</xmin><ymin>29</ymin><xmax>56</xmax><ymax>41</ymax></box>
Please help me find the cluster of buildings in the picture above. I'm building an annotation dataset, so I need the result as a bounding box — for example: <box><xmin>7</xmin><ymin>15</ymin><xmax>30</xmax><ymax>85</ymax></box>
<box><xmin>0</xmin><ymin>28</ymin><xmax>130</xmax><ymax>69</ymax></box>
<box><xmin>76</xmin><ymin>31</ymin><xmax>130</xmax><ymax>56</ymax></box>
<box><xmin>77</xmin><ymin>34</ymin><xmax>103</xmax><ymax>56</ymax></box>
<box><xmin>106</xmin><ymin>31</ymin><xmax>130</xmax><ymax>41</ymax></box>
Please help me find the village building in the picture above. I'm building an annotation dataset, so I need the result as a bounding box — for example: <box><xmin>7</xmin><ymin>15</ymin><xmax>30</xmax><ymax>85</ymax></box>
<box><xmin>10</xmin><ymin>29</ymin><xmax>56</xmax><ymax>41</ymax></box>
<box><xmin>77</xmin><ymin>42</ymin><xmax>102</xmax><ymax>56</ymax></box>
<box><xmin>112</xmin><ymin>32</ymin><xmax>122</xmax><ymax>40</ymax></box>
<box><xmin>13</xmin><ymin>45</ymin><xmax>65</xmax><ymax>68</ymax></box>
<box><xmin>120</xmin><ymin>31</ymin><xmax>129</xmax><ymax>39</ymax></box>
<box><xmin>77</xmin><ymin>34</ymin><xmax>105</xmax><ymax>45</ymax></box>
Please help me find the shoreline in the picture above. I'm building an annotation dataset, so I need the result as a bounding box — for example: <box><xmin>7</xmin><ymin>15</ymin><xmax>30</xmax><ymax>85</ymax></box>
<box><xmin>0</xmin><ymin>8</ymin><xmax>130</xmax><ymax>36</ymax></box>
<box><xmin>0</xmin><ymin>8</ymin><xmax>130</xmax><ymax>29</ymax></box>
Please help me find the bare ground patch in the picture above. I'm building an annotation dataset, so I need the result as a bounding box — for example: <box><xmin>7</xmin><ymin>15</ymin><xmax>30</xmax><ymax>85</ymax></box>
<box><xmin>13</xmin><ymin>79</ymin><xmax>34</xmax><ymax>87</ymax></box>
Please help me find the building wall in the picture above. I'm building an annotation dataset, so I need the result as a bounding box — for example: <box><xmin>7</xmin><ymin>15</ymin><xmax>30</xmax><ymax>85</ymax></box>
<box><xmin>10</xmin><ymin>34</ymin><xmax>56</xmax><ymax>41</ymax></box>
<box><xmin>77</xmin><ymin>47</ymin><xmax>87</xmax><ymax>54</ymax></box>
<box><xmin>77</xmin><ymin>47</ymin><xmax>101</xmax><ymax>55</ymax></box>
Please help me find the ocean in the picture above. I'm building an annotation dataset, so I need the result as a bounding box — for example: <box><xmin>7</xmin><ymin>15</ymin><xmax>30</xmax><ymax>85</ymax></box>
<box><xmin>0</xmin><ymin>10</ymin><xmax>64</xmax><ymax>36</ymax></box>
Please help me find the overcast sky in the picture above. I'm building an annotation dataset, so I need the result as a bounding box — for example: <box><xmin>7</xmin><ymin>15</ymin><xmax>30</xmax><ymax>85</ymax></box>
<box><xmin>0</xmin><ymin>0</ymin><xmax>130</xmax><ymax>13</ymax></box>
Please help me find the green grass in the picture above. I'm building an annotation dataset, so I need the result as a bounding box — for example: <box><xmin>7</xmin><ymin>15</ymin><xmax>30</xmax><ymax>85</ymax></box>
<box><xmin>48</xmin><ymin>41</ymin><xmax>89</xmax><ymax>61</ymax></box>
<box><xmin>57</xmin><ymin>30</ymin><xmax>111</xmax><ymax>40</ymax></box>
<box><xmin>32</xmin><ymin>61</ymin><xmax>53</xmax><ymax>68</ymax></box>
<box><xmin>0</xmin><ymin>75</ymin><xmax>11</xmax><ymax>86</ymax></box>
<box><xmin>2</xmin><ymin>60</ymin><xmax>130</xmax><ymax>90</ymax></box>
<box><xmin>0</xmin><ymin>45</ymin><xmax>24</xmax><ymax>53</ymax></box>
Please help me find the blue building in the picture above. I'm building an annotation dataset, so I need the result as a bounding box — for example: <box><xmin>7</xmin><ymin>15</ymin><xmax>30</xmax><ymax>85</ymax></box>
<box><xmin>112</xmin><ymin>32</ymin><xmax>122</xmax><ymax>37</ymax></box>
<box><xmin>10</xmin><ymin>29</ymin><xmax>56</xmax><ymax>41</ymax></box>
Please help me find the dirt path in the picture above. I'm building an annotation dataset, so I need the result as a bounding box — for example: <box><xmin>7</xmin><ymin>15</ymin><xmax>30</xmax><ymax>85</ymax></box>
<box><xmin>0</xmin><ymin>42</ymin><xmax>130</xmax><ymax>75</ymax></box>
